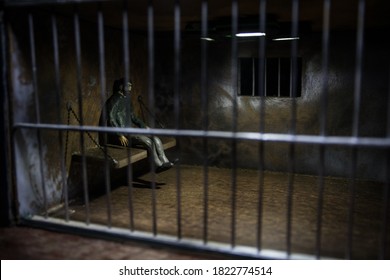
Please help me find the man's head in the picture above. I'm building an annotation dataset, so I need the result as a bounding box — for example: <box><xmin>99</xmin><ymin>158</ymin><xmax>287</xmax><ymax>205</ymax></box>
<box><xmin>113</xmin><ymin>78</ymin><xmax>132</xmax><ymax>95</ymax></box>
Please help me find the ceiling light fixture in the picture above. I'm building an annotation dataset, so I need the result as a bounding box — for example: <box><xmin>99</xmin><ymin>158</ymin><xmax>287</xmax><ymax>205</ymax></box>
<box><xmin>200</xmin><ymin>37</ymin><xmax>215</xmax><ymax>41</ymax></box>
<box><xmin>272</xmin><ymin>37</ymin><xmax>300</xmax><ymax>41</ymax></box>
<box><xmin>236</xmin><ymin>32</ymin><xmax>266</xmax><ymax>37</ymax></box>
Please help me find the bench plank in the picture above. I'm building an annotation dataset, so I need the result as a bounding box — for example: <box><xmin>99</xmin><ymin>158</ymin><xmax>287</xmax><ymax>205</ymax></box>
<box><xmin>72</xmin><ymin>137</ymin><xmax>176</xmax><ymax>169</ymax></box>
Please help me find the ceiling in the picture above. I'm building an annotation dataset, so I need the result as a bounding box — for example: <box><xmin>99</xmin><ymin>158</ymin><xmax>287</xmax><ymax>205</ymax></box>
<box><xmin>103</xmin><ymin>0</ymin><xmax>390</xmax><ymax>32</ymax></box>
<box><xmin>6</xmin><ymin>0</ymin><xmax>390</xmax><ymax>32</ymax></box>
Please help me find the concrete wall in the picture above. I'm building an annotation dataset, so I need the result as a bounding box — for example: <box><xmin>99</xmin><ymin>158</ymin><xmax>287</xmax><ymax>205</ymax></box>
<box><xmin>154</xmin><ymin>31</ymin><xmax>389</xmax><ymax>181</ymax></box>
<box><xmin>8</xmin><ymin>10</ymin><xmax>150</xmax><ymax>213</ymax></box>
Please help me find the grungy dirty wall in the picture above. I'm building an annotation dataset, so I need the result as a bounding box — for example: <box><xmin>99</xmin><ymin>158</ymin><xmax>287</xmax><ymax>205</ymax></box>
<box><xmin>8</xmin><ymin>9</ymin><xmax>149</xmax><ymax>214</ymax></box>
<box><xmin>153</xmin><ymin>31</ymin><xmax>389</xmax><ymax>182</ymax></box>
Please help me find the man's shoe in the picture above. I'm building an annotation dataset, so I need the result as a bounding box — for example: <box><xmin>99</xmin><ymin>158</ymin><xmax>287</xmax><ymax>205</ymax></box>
<box><xmin>156</xmin><ymin>162</ymin><xmax>173</xmax><ymax>173</ymax></box>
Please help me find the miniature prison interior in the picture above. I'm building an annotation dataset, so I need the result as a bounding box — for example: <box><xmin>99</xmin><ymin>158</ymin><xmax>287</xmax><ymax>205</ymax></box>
<box><xmin>1</xmin><ymin>0</ymin><xmax>390</xmax><ymax>259</ymax></box>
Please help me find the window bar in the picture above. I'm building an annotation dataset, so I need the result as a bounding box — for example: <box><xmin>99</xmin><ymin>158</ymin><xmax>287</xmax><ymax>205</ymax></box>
<box><xmin>347</xmin><ymin>0</ymin><xmax>365</xmax><ymax>259</ymax></box>
<box><xmin>73</xmin><ymin>5</ymin><xmax>90</xmax><ymax>225</ymax></box>
<box><xmin>28</xmin><ymin>13</ymin><xmax>48</xmax><ymax>218</ymax></box>
<box><xmin>201</xmin><ymin>0</ymin><xmax>209</xmax><ymax>244</ymax></box>
<box><xmin>230</xmin><ymin>0</ymin><xmax>238</xmax><ymax>248</ymax></box>
<box><xmin>173</xmin><ymin>0</ymin><xmax>182</xmax><ymax>240</ymax></box>
<box><xmin>122</xmin><ymin>0</ymin><xmax>134</xmax><ymax>231</ymax></box>
<box><xmin>316</xmin><ymin>0</ymin><xmax>331</xmax><ymax>259</ymax></box>
<box><xmin>97</xmin><ymin>3</ymin><xmax>112</xmax><ymax>228</ymax></box>
<box><xmin>286</xmin><ymin>0</ymin><xmax>299</xmax><ymax>257</ymax></box>
<box><xmin>256</xmin><ymin>0</ymin><xmax>267</xmax><ymax>252</ymax></box>
<box><xmin>51</xmin><ymin>13</ymin><xmax>69</xmax><ymax>221</ymax></box>
<box><xmin>148</xmin><ymin>0</ymin><xmax>158</xmax><ymax>236</ymax></box>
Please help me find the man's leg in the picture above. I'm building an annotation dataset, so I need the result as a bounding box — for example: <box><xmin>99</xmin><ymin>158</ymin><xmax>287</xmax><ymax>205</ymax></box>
<box><xmin>132</xmin><ymin>135</ymin><xmax>163</xmax><ymax>167</ymax></box>
<box><xmin>152</xmin><ymin>136</ymin><xmax>171</xmax><ymax>164</ymax></box>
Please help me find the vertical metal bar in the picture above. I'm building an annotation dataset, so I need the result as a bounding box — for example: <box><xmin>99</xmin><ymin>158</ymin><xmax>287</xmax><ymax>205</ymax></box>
<box><xmin>148</xmin><ymin>0</ymin><xmax>158</xmax><ymax>235</ymax></box>
<box><xmin>289</xmin><ymin>58</ymin><xmax>292</xmax><ymax>98</ymax></box>
<box><xmin>73</xmin><ymin>4</ymin><xmax>90</xmax><ymax>225</ymax></box>
<box><xmin>347</xmin><ymin>0</ymin><xmax>365</xmax><ymax>259</ymax></box>
<box><xmin>347</xmin><ymin>147</ymin><xmax>357</xmax><ymax>259</ymax></box>
<box><xmin>286</xmin><ymin>0</ymin><xmax>299</xmax><ymax>257</ymax></box>
<box><xmin>230</xmin><ymin>0</ymin><xmax>238</xmax><ymax>248</ymax></box>
<box><xmin>256</xmin><ymin>0</ymin><xmax>267</xmax><ymax>252</ymax></box>
<box><xmin>0</xmin><ymin>9</ymin><xmax>13</xmax><ymax>226</ymax></box>
<box><xmin>97</xmin><ymin>3</ymin><xmax>112</xmax><ymax>228</ymax></box>
<box><xmin>264</xmin><ymin>58</ymin><xmax>267</xmax><ymax>97</ymax></box>
<box><xmin>278</xmin><ymin>58</ymin><xmax>281</xmax><ymax>97</ymax></box>
<box><xmin>352</xmin><ymin>0</ymin><xmax>365</xmax><ymax>138</ymax></box>
<box><xmin>381</xmin><ymin>150</ymin><xmax>390</xmax><ymax>259</ymax></box>
<box><xmin>319</xmin><ymin>0</ymin><xmax>331</xmax><ymax>137</ymax></box>
<box><xmin>174</xmin><ymin>0</ymin><xmax>182</xmax><ymax>240</ymax></box>
<box><xmin>316</xmin><ymin>0</ymin><xmax>331</xmax><ymax>259</ymax></box>
<box><xmin>122</xmin><ymin>0</ymin><xmax>134</xmax><ymax>231</ymax></box>
<box><xmin>28</xmin><ymin>13</ymin><xmax>48</xmax><ymax>218</ymax></box>
<box><xmin>201</xmin><ymin>0</ymin><xmax>209</xmax><ymax>244</ymax></box>
<box><xmin>201</xmin><ymin>0</ymin><xmax>210</xmax><ymax>244</ymax></box>
<box><xmin>381</xmin><ymin>68</ymin><xmax>390</xmax><ymax>259</ymax></box>
<box><xmin>252</xmin><ymin>58</ymin><xmax>255</xmax><ymax>96</ymax></box>
<box><xmin>317</xmin><ymin>143</ymin><xmax>325</xmax><ymax>258</ymax></box>
<box><xmin>51</xmin><ymin>13</ymin><xmax>69</xmax><ymax>222</ymax></box>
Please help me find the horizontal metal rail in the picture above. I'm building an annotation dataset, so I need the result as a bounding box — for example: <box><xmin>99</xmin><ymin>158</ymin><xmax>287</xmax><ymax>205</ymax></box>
<box><xmin>4</xmin><ymin>0</ymin><xmax>114</xmax><ymax>7</ymax></box>
<box><xmin>21</xmin><ymin>215</ymin><xmax>333</xmax><ymax>260</ymax></box>
<box><xmin>14</xmin><ymin>122</ymin><xmax>390</xmax><ymax>148</ymax></box>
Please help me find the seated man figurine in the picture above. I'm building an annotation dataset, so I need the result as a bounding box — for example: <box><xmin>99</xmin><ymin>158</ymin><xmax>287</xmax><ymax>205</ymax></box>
<box><xmin>99</xmin><ymin>78</ymin><xmax>174</xmax><ymax>173</ymax></box>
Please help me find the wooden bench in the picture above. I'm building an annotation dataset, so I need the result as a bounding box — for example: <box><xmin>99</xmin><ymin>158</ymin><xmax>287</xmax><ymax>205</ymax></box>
<box><xmin>68</xmin><ymin>137</ymin><xmax>176</xmax><ymax>199</ymax></box>
<box><xmin>71</xmin><ymin>137</ymin><xmax>176</xmax><ymax>169</ymax></box>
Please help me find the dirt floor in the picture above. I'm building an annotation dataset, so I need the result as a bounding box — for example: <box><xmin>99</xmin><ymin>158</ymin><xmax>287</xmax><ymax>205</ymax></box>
<box><xmin>59</xmin><ymin>165</ymin><xmax>388</xmax><ymax>259</ymax></box>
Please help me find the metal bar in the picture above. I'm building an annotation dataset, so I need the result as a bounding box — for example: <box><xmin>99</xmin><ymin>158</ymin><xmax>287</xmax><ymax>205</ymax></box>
<box><xmin>23</xmin><ymin>215</ymin><xmax>325</xmax><ymax>260</ymax></box>
<box><xmin>28</xmin><ymin>13</ymin><xmax>48</xmax><ymax>217</ymax></box>
<box><xmin>0</xmin><ymin>8</ymin><xmax>14</xmax><ymax>226</ymax></box>
<box><xmin>316</xmin><ymin>0</ymin><xmax>331</xmax><ymax>259</ymax></box>
<box><xmin>256</xmin><ymin>0</ymin><xmax>267</xmax><ymax>252</ymax></box>
<box><xmin>201</xmin><ymin>0</ymin><xmax>209</xmax><ymax>244</ymax></box>
<box><xmin>97</xmin><ymin>3</ymin><xmax>112</xmax><ymax>228</ymax></box>
<box><xmin>230</xmin><ymin>0</ymin><xmax>238</xmax><ymax>248</ymax></box>
<box><xmin>14</xmin><ymin>123</ymin><xmax>390</xmax><ymax>148</ymax></box>
<box><xmin>286</xmin><ymin>0</ymin><xmax>300</xmax><ymax>257</ymax></box>
<box><xmin>73</xmin><ymin>4</ymin><xmax>90</xmax><ymax>224</ymax></box>
<box><xmin>147</xmin><ymin>0</ymin><xmax>158</xmax><ymax>236</ymax></box>
<box><xmin>173</xmin><ymin>0</ymin><xmax>182</xmax><ymax>240</ymax></box>
<box><xmin>51</xmin><ymin>13</ymin><xmax>69</xmax><ymax>222</ymax></box>
<box><xmin>381</xmin><ymin>67</ymin><xmax>390</xmax><ymax>259</ymax></box>
<box><xmin>252</xmin><ymin>58</ymin><xmax>255</xmax><ymax>96</ymax></box>
<box><xmin>286</xmin><ymin>142</ymin><xmax>295</xmax><ymax>256</ymax></box>
<box><xmin>320</xmin><ymin>0</ymin><xmax>331</xmax><ymax>137</ymax></box>
<box><xmin>347</xmin><ymin>0</ymin><xmax>365</xmax><ymax>259</ymax></box>
<box><xmin>278</xmin><ymin>58</ymin><xmax>281</xmax><ymax>97</ymax></box>
<box><xmin>121</xmin><ymin>0</ymin><xmax>134</xmax><ymax>231</ymax></box>
<box><xmin>352</xmin><ymin>0</ymin><xmax>365</xmax><ymax>138</ymax></box>
<box><xmin>264</xmin><ymin>59</ymin><xmax>267</xmax><ymax>97</ymax></box>
<box><xmin>347</xmin><ymin>147</ymin><xmax>357</xmax><ymax>259</ymax></box>
<box><xmin>4</xmin><ymin>0</ymin><xmax>112</xmax><ymax>7</ymax></box>
<box><xmin>381</xmin><ymin>148</ymin><xmax>390</xmax><ymax>259</ymax></box>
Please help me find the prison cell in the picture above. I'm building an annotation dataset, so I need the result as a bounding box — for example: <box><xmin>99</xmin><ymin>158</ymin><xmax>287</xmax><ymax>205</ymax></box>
<box><xmin>1</xmin><ymin>0</ymin><xmax>390</xmax><ymax>260</ymax></box>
